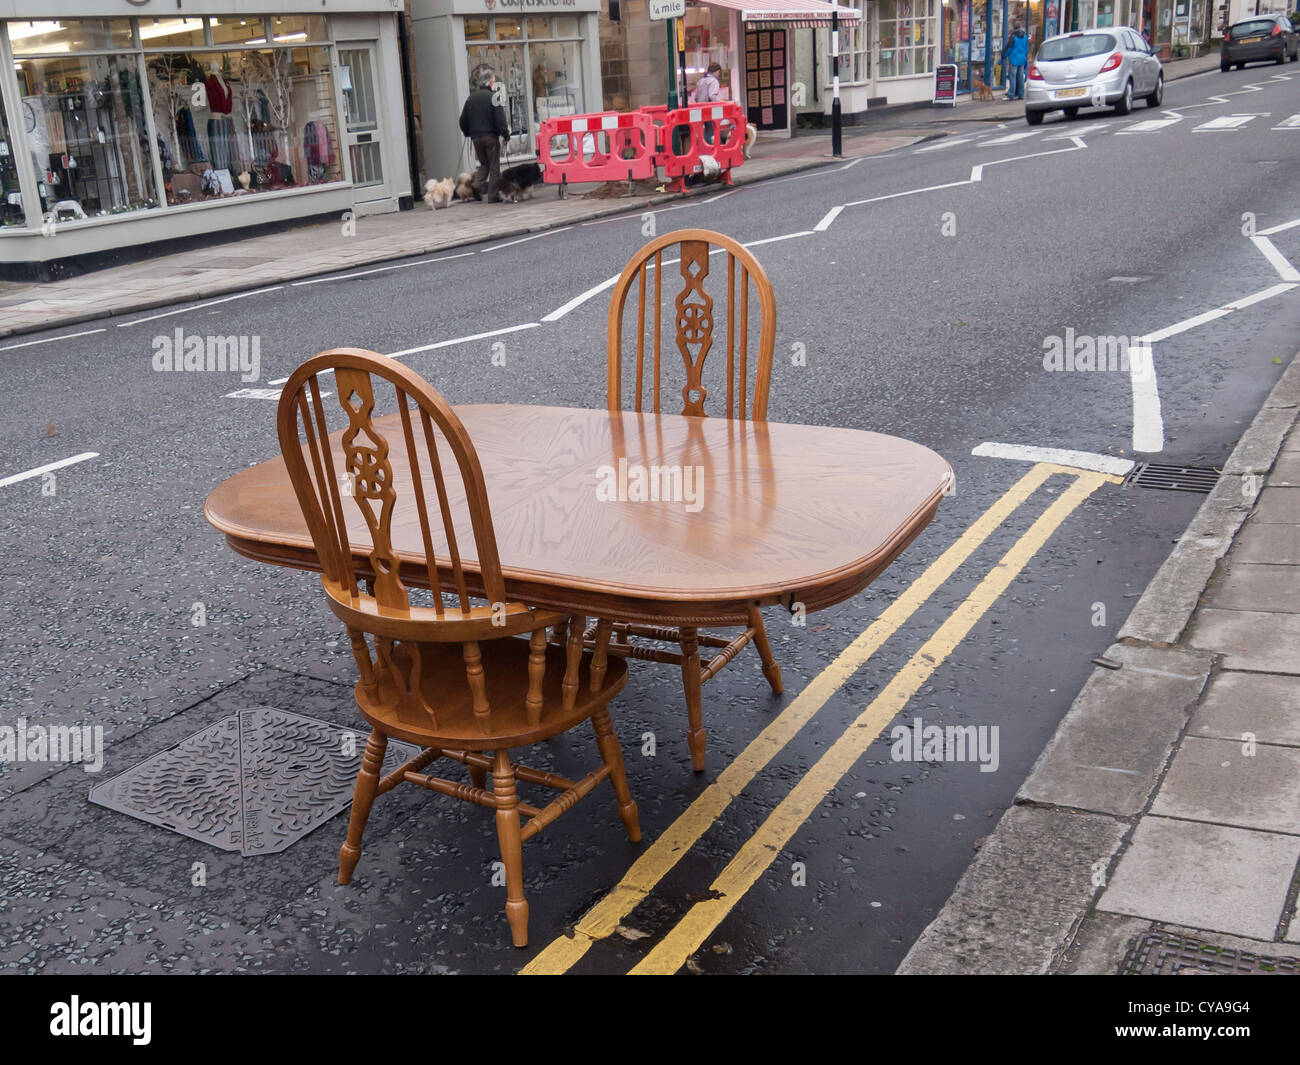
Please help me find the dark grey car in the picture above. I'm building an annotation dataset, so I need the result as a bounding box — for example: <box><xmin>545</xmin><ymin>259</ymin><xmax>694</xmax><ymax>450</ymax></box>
<box><xmin>1221</xmin><ymin>15</ymin><xmax>1299</xmax><ymax>70</ymax></box>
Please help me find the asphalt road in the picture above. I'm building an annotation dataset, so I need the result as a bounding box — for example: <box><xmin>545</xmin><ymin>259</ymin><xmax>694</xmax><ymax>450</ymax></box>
<box><xmin>3</xmin><ymin>63</ymin><xmax>1300</xmax><ymax>974</ymax></box>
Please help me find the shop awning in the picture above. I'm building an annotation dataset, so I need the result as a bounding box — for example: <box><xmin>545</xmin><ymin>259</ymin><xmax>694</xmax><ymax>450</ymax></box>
<box><xmin>692</xmin><ymin>0</ymin><xmax>862</xmax><ymax>28</ymax></box>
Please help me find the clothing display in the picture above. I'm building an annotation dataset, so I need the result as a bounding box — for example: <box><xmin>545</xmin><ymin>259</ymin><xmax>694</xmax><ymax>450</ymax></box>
<box><xmin>205</xmin><ymin>71</ymin><xmax>233</xmax><ymax>114</ymax></box>
<box><xmin>175</xmin><ymin>106</ymin><xmax>203</xmax><ymax>166</ymax></box>
<box><xmin>303</xmin><ymin>120</ymin><xmax>334</xmax><ymax>183</ymax></box>
<box><xmin>206</xmin><ymin>115</ymin><xmax>235</xmax><ymax>173</ymax></box>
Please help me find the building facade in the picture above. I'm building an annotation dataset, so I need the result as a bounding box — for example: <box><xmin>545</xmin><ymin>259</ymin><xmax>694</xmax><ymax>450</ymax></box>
<box><xmin>0</xmin><ymin>2</ymin><xmax>414</xmax><ymax>278</ymax></box>
<box><xmin>409</xmin><ymin>0</ymin><xmax>605</xmax><ymax>182</ymax></box>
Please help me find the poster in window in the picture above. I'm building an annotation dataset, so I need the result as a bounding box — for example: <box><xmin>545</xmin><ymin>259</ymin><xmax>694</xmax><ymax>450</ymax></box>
<box><xmin>760</xmin><ymin>89</ymin><xmax>772</xmax><ymax>106</ymax></box>
<box><xmin>774</xmin><ymin>88</ymin><xmax>785</xmax><ymax>104</ymax></box>
<box><xmin>748</xmin><ymin>89</ymin><xmax>760</xmax><ymax>106</ymax></box>
<box><xmin>758</xmin><ymin>32</ymin><xmax>771</xmax><ymax>48</ymax></box>
<box><xmin>760</xmin><ymin>50</ymin><xmax>770</xmax><ymax>66</ymax></box>
<box><xmin>761</xmin><ymin>107</ymin><xmax>773</xmax><ymax>123</ymax></box>
<box><xmin>747</xmin><ymin>70</ymin><xmax>758</xmax><ymax>87</ymax></box>
<box><xmin>773</xmin><ymin>49</ymin><xmax>784</xmax><ymax>67</ymax></box>
<box><xmin>759</xmin><ymin>70</ymin><xmax>771</xmax><ymax>87</ymax></box>
<box><xmin>773</xmin><ymin>68</ymin><xmax>785</xmax><ymax>86</ymax></box>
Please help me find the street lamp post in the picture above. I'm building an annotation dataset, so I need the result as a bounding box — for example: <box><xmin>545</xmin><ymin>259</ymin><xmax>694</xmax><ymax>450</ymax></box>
<box><xmin>831</xmin><ymin>10</ymin><xmax>842</xmax><ymax>157</ymax></box>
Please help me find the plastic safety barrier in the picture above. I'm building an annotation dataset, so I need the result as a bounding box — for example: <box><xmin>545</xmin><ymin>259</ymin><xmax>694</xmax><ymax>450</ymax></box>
<box><xmin>535</xmin><ymin>110</ymin><xmax>658</xmax><ymax>195</ymax></box>
<box><xmin>535</xmin><ymin>102</ymin><xmax>748</xmax><ymax>195</ymax></box>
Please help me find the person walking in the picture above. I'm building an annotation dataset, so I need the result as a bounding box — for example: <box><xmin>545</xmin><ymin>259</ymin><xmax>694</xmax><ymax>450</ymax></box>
<box><xmin>1002</xmin><ymin>23</ymin><xmax>1030</xmax><ymax>101</ymax></box>
<box><xmin>459</xmin><ymin>70</ymin><xmax>509</xmax><ymax>203</ymax></box>
<box><xmin>692</xmin><ymin>61</ymin><xmax>723</xmax><ymax>146</ymax></box>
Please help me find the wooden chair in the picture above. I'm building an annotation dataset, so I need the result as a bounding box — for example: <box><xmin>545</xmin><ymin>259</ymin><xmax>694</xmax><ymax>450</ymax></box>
<box><xmin>276</xmin><ymin>349</ymin><xmax>640</xmax><ymax>947</ymax></box>
<box><xmin>600</xmin><ymin>228</ymin><xmax>782</xmax><ymax>772</ymax></box>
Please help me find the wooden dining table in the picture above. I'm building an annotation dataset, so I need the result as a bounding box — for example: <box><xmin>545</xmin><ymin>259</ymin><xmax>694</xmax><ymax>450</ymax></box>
<box><xmin>205</xmin><ymin>403</ymin><xmax>952</xmax><ymax>626</ymax></box>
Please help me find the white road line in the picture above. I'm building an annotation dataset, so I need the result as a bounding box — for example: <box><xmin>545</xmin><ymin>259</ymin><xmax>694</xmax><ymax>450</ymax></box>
<box><xmin>264</xmin><ymin>322</ymin><xmax>541</xmax><ymax>385</ymax></box>
<box><xmin>742</xmin><ymin>231</ymin><xmax>814</xmax><ymax>247</ymax></box>
<box><xmin>1</xmin><ymin>452</ymin><xmax>99</xmax><ymax>488</ymax></box>
<box><xmin>116</xmin><ymin>287</ymin><xmax>284</xmax><ymax>327</ymax></box>
<box><xmin>290</xmin><ymin>251</ymin><xmax>474</xmax><ymax>286</ymax></box>
<box><xmin>1138</xmin><ymin>282</ymin><xmax>1298</xmax><ymax>345</ymax></box>
<box><xmin>0</xmin><ymin>328</ymin><xmax>106</xmax><ymax>351</ymax></box>
<box><xmin>1250</xmin><ymin>235</ymin><xmax>1300</xmax><ymax>282</ymax></box>
<box><xmin>1274</xmin><ymin>113</ymin><xmax>1300</xmax><ymax>129</ymax></box>
<box><xmin>483</xmin><ymin>227</ymin><xmax>572</xmax><ymax>251</ymax></box>
<box><xmin>1129</xmin><ymin>344</ymin><xmax>1163</xmax><ymax>454</ymax></box>
<box><xmin>1258</xmin><ymin>217</ymin><xmax>1300</xmax><ymax>236</ymax></box>
<box><xmin>1192</xmin><ymin>114</ymin><xmax>1259</xmax><ymax>132</ymax></box>
<box><xmin>1116</xmin><ymin>117</ymin><xmax>1182</xmax><ymax>134</ymax></box>
<box><xmin>914</xmin><ymin>138</ymin><xmax>973</xmax><ymax>153</ymax></box>
<box><xmin>839</xmin><ymin>157</ymin><xmax>867</xmax><ymax>169</ymax></box>
<box><xmin>815</xmin><ymin>206</ymin><xmax>844</xmax><ymax>231</ymax></box>
<box><xmin>971</xmin><ymin>442</ymin><xmax>1135</xmax><ymax>475</ymax></box>
<box><xmin>842</xmin><ymin>176</ymin><xmax>976</xmax><ymax>209</ymax></box>
<box><xmin>542</xmin><ymin>276</ymin><xmax>620</xmax><ymax>321</ymax></box>
<box><xmin>979</xmin><ymin>130</ymin><xmax>1043</xmax><ymax>146</ymax></box>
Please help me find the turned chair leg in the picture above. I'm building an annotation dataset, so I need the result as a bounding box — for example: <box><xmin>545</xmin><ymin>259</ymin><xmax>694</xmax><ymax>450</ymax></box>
<box><xmin>492</xmin><ymin>750</ymin><xmax>529</xmax><ymax>947</ymax></box>
<box><xmin>339</xmin><ymin>729</ymin><xmax>387</xmax><ymax>885</ymax></box>
<box><xmin>468</xmin><ymin>761</ymin><xmax>488</xmax><ymax>790</ymax></box>
<box><xmin>748</xmin><ymin>606</ymin><xmax>784</xmax><ymax>695</ymax></box>
<box><xmin>591</xmin><ymin>706</ymin><xmax>641</xmax><ymax>843</ymax></box>
<box><xmin>679</xmin><ymin>627</ymin><xmax>707</xmax><ymax>772</ymax></box>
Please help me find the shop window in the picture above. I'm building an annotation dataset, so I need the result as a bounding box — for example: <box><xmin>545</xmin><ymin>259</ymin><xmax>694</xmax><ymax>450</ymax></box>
<box><xmin>494</xmin><ymin>19</ymin><xmax>524</xmax><ymax>42</ymax></box>
<box><xmin>530</xmin><ymin>40</ymin><xmax>582</xmax><ymax>121</ymax></box>
<box><xmin>13</xmin><ymin>51</ymin><xmax>160</xmax><ymax>222</ymax></box>
<box><xmin>210</xmin><ymin>18</ymin><xmax>269</xmax><ymax>47</ymax></box>
<box><xmin>8</xmin><ymin>19</ymin><xmax>134</xmax><ymax>55</ymax></box>
<box><xmin>267</xmin><ymin>16</ymin><xmax>330</xmax><ymax>44</ymax></box>
<box><xmin>136</xmin><ymin>18</ymin><xmax>207</xmax><ymax>49</ymax></box>
<box><xmin>683</xmin><ymin>5</ymin><xmax>733</xmax><ymax>100</ymax></box>
<box><xmin>554</xmin><ymin>16</ymin><xmax>582</xmax><ymax>37</ymax></box>
<box><xmin>465</xmin><ymin>18</ymin><xmax>490</xmax><ymax>43</ymax></box>
<box><xmin>527</xmin><ymin>17</ymin><xmax>553</xmax><ymax>39</ymax></box>
<box><xmin>877</xmin><ymin>0</ymin><xmax>938</xmax><ymax>78</ymax></box>
<box><xmin>0</xmin><ymin>93</ymin><xmax>27</xmax><ymax>227</ymax></box>
<box><xmin>144</xmin><ymin>46</ymin><xmax>341</xmax><ymax>206</ymax></box>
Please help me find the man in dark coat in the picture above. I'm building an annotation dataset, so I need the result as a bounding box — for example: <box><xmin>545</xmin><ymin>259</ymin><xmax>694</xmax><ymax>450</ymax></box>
<box><xmin>459</xmin><ymin>71</ymin><xmax>509</xmax><ymax>203</ymax></box>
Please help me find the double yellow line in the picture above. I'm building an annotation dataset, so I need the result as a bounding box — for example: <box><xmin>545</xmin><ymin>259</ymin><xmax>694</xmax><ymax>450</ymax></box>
<box><xmin>521</xmin><ymin>462</ymin><xmax>1115</xmax><ymax>975</ymax></box>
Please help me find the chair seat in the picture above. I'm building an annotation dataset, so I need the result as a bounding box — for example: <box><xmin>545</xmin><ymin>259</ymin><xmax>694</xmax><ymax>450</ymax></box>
<box><xmin>355</xmin><ymin>636</ymin><xmax>628</xmax><ymax>750</ymax></box>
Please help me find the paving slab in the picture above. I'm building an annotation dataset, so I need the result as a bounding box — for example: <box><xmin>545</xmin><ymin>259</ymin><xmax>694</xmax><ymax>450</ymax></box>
<box><xmin>1099</xmin><ymin>817</ymin><xmax>1300</xmax><ymax>940</ymax></box>
<box><xmin>1017</xmin><ymin>643</ymin><xmax>1210</xmax><ymax>817</ymax></box>
<box><xmin>1187</xmin><ymin>608</ymin><xmax>1300</xmax><ymax>673</ymax></box>
<box><xmin>1151</xmin><ymin>736</ymin><xmax>1300</xmax><ymax>835</ymax></box>
<box><xmin>1205</xmin><ymin>561</ymin><xmax>1300</xmax><ymax>612</ymax></box>
<box><xmin>1191</xmin><ymin>670</ymin><xmax>1300</xmax><ymax>747</ymax></box>
<box><xmin>1229</xmin><ymin>522</ymin><xmax>1300</xmax><ymax>565</ymax></box>
<box><xmin>896</xmin><ymin>805</ymin><xmax>1129</xmax><ymax>975</ymax></box>
<box><xmin>1254</xmin><ymin>486</ymin><xmax>1300</xmax><ymax>524</ymax></box>
<box><xmin>1268</xmin><ymin>450</ymin><xmax>1300</xmax><ymax>486</ymax></box>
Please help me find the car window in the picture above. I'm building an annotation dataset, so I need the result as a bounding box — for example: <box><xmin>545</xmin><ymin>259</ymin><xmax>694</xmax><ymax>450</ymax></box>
<box><xmin>1232</xmin><ymin>19</ymin><xmax>1277</xmax><ymax>35</ymax></box>
<box><xmin>1126</xmin><ymin>30</ymin><xmax>1145</xmax><ymax>51</ymax></box>
<box><xmin>1036</xmin><ymin>33</ymin><xmax>1118</xmax><ymax>60</ymax></box>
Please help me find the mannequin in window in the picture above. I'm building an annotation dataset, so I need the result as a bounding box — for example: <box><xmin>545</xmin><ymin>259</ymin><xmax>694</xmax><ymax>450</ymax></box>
<box><xmin>205</xmin><ymin>61</ymin><xmax>235</xmax><ymax>175</ymax></box>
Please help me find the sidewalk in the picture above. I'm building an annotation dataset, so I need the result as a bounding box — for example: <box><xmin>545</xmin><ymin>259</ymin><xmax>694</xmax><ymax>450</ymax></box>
<box><xmin>0</xmin><ymin>126</ymin><xmax>926</xmax><ymax>341</ymax></box>
<box><xmin>899</xmin><ymin>352</ymin><xmax>1300</xmax><ymax>975</ymax></box>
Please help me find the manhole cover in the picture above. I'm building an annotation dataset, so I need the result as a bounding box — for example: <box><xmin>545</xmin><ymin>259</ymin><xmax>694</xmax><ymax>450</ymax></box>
<box><xmin>1126</xmin><ymin>462</ymin><xmax>1220</xmax><ymax>494</ymax></box>
<box><xmin>1120</xmin><ymin>931</ymin><xmax>1300</xmax><ymax>975</ymax></box>
<box><xmin>89</xmin><ymin>707</ymin><xmax>418</xmax><ymax>855</ymax></box>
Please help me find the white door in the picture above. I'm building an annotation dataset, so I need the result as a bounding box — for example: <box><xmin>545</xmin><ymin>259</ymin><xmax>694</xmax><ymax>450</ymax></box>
<box><xmin>337</xmin><ymin>44</ymin><xmax>390</xmax><ymax>204</ymax></box>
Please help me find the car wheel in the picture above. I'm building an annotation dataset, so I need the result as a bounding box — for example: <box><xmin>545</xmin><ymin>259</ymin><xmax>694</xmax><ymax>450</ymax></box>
<box><xmin>1146</xmin><ymin>73</ymin><xmax>1163</xmax><ymax>107</ymax></box>
<box><xmin>1063</xmin><ymin>106</ymin><xmax>1080</xmax><ymax>117</ymax></box>
<box><xmin>1277</xmin><ymin>51</ymin><xmax>1286</xmax><ymax>64</ymax></box>
<box><xmin>1221</xmin><ymin>58</ymin><xmax>1231</xmax><ymax>70</ymax></box>
<box><xmin>1025</xmin><ymin>109</ymin><xmax>1044</xmax><ymax>126</ymax></box>
<box><xmin>1113</xmin><ymin>81</ymin><xmax>1133</xmax><ymax>115</ymax></box>
<box><xmin>1237</xmin><ymin>62</ymin><xmax>1246</xmax><ymax>69</ymax></box>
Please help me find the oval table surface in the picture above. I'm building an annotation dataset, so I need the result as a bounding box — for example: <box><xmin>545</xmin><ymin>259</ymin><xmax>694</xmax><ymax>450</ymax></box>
<box><xmin>204</xmin><ymin>404</ymin><xmax>953</xmax><ymax>625</ymax></box>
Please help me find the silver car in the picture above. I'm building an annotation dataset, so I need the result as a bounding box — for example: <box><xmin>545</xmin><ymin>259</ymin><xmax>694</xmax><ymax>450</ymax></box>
<box><xmin>1024</xmin><ymin>28</ymin><xmax>1164</xmax><ymax>124</ymax></box>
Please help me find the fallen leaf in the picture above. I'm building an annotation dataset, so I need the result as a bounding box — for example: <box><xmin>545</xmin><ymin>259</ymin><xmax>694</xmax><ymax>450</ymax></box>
<box><xmin>711</xmin><ymin>942</ymin><xmax>732</xmax><ymax>955</ymax></box>
<box><xmin>685</xmin><ymin>957</ymin><xmax>704</xmax><ymax>974</ymax></box>
<box><xmin>45</xmin><ymin>422</ymin><xmax>56</xmax><ymax>437</ymax></box>
<box><xmin>614</xmin><ymin>924</ymin><xmax>651</xmax><ymax>941</ymax></box>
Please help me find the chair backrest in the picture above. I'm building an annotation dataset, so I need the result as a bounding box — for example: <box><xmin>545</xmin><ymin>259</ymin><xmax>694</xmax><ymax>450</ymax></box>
<box><xmin>607</xmin><ymin>228</ymin><xmax>776</xmax><ymax>421</ymax></box>
<box><xmin>276</xmin><ymin>348</ymin><xmax>538</xmax><ymax>637</ymax></box>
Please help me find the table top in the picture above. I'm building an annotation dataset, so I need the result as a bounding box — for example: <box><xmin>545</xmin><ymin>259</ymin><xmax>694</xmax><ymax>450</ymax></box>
<box><xmin>204</xmin><ymin>404</ymin><xmax>952</xmax><ymax>625</ymax></box>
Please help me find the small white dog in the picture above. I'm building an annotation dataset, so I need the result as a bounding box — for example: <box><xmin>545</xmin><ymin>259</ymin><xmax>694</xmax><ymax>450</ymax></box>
<box><xmin>424</xmin><ymin>177</ymin><xmax>455</xmax><ymax>209</ymax></box>
<box><xmin>743</xmin><ymin>123</ymin><xmax>758</xmax><ymax>159</ymax></box>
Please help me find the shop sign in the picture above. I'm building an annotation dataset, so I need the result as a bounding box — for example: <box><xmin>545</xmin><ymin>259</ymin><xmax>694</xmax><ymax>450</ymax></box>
<box><xmin>650</xmin><ymin>0</ymin><xmax>687</xmax><ymax>18</ymax></box>
<box><xmin>934</xmin><ymin>63</ymin><xmax>958</xmax><ymax>105</ymax></box>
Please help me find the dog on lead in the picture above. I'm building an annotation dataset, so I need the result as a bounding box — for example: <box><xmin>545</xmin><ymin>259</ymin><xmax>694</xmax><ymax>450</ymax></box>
<box><xmin>423</xmin><ymin>177</ymin><xmax>455</xmax><ymax>209</ymax></box>
<box><xmin>497</xmin><ymin>162</ymin><xmax>543</xmax><ymax>203</ymax></box>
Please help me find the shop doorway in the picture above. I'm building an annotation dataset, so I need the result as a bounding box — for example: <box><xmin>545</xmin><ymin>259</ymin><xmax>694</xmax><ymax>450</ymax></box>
<box><xmin>337</xmin><ymin>43</ymin><xmax>390</xmax><ymax>206</ymax></box>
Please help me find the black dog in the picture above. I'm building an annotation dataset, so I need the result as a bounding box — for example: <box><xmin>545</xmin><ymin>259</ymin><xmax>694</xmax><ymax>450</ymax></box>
<box><xmin>497</xmin><ymin>162</ymin><xmax>543</xmax><ymax>203</ymax></box>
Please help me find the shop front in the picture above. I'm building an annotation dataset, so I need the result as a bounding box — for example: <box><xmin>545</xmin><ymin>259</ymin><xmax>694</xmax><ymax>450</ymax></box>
<box><xmin>409</xmin><ymin>0</ymin><xmax>603</xmax><ymax>183</ymax></box>
<box><xmin>0</xmin><ymin>2</ymin><xmax>413</xmax><ymax>278</ymax></box>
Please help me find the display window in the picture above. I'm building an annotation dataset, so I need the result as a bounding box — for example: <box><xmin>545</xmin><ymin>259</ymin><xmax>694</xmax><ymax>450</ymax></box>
<box><xmin>1</xmin><ymin>94</ymin><xmax>27</xmax><ymax>227</ymax></box>
<box><xmin>4</xmin><ymin>16</ymin><xmax>344</xmax><ymax>227</ymax></box>
<box><xmin>683</xmin><ymin>6</ymin><xmax>734</xmax><ymax>101</ymax></box>
<box><xmin>464</xmin><ymin>16</ymin><xmax>584</xmax><ymax>159</ymax></box>
<box><xmin>879</xmin><ymin>0</ymin><xmax>939</xmax><ymax>77</ymax></box>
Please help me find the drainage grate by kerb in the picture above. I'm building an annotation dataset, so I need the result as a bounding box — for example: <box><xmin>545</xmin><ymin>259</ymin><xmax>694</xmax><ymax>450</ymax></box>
<box><xmin>89</xmin><ymin>707</ymin><xmax>418</xmax><ymax>856</ymax></box>
<box><xmin>1120</xmin><ymin>931</ymin><xmax>1300</xmax><ymax>975</ymax></box>
<box><xmin>1126</xmin><ymin>462</ymin><xmax>1221</xmax><ymax>494</ymax></box>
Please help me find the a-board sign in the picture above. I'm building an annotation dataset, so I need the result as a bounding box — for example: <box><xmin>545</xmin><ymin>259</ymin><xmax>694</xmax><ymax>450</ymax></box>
<box><xmin>934</xmin><ymin>64</ymin><xmax>958</xmax><ymax>105</ymax></box>
<box><xmin>650</xmin><ymin>0</ymin><xmax>686</xmax><ymax>20</ymax></box>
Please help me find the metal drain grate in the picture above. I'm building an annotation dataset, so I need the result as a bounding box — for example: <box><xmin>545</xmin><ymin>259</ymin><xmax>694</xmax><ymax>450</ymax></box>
<box><xmin>89</xmin><ymin>707</ymin><xmax>418</xmax><ymax>856</ymax></box>
<box><xmin>1120</xmin><ymin>931</ymin><xmax>1300</xmax><ymax>975</ymax></box>
<box><xmin>1126</xmin><ymin>462</ymin><xmax>1221</xmax><ymax>494</ymax></box>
